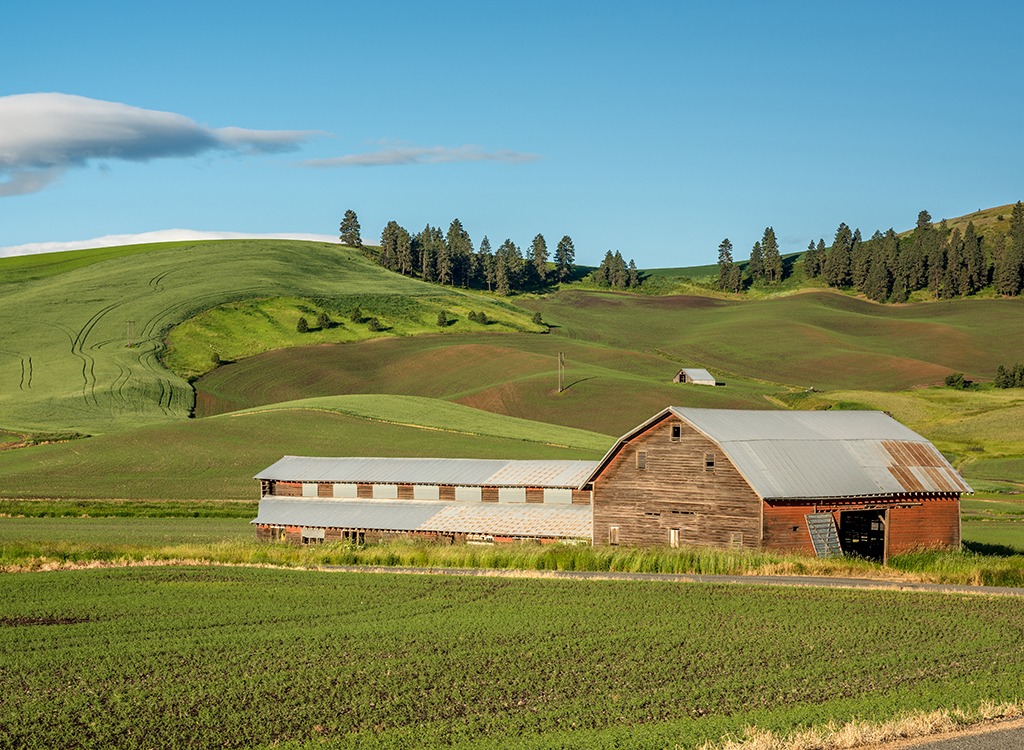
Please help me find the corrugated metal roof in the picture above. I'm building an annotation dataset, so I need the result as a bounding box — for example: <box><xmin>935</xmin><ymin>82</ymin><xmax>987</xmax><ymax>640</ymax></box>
<box><xmin>252</xmin><ymin>497</ymin><xmax>592</xmax><ymax>539</ymax></box>
<box><xmin>679</xmin><ymin>368</ymin><xmax>716</xmax><ymax>382</ymax></box>
<box><xmin>255</xmin><ymin>456</ymin><xmax>598</xmax><ymax>489</ymax></box>
<box><xmin>670</xmin><ymin>407</ymin><xmax>972</xmax><ymax>499</ymax></box>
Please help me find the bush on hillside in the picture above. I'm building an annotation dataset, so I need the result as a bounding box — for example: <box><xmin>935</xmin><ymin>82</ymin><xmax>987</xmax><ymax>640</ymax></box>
<box><xmin>296</xmin><ymin>317</ymin><xmax>309</xmax><ymax>334</ymax></box>
<box><xmin>366</xmin><ymin>317</ymin><xmax>383</xmax><ymax>332</ymax></box>
<box><xmin>944</xmin><ymin>372</ymin><xmax>970</xmax><ymax>389</ymax></box>
<box><xmin>316</xmin><ymin>312</ymin><xmax>332</xmax><ymax>330</ymax></box>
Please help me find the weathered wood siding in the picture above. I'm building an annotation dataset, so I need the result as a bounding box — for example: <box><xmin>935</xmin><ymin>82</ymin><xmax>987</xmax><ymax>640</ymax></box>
<box><xmin>764</xmin><ymin>496</ymin><xmax>962</xmax><ymax>557</ymax></box>
<box><xmin>592</xmin><ymin>415</ymin><xmax>761</xmax><ymax>548</ymax></box>
<box><xmin>762</xmin><ymin>503</ymin><xmax>817</xmax><ymax>554</ymax></box>
<box><xmin>888</xmin><ymin>497</ymin><xmax>960</xmax><ymax>553</ymax></box>
<box><xmin>274</xmin><ymin>482</ymin><xmax>302</xmax><ymax>497</ymax></box>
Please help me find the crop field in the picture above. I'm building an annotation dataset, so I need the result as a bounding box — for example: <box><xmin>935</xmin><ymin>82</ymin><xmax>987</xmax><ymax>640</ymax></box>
<box><xmin>0</xmin><ymin>517</ymin><xmax>251</xmax><ymax>547</ymax></box>
<box><xmin>1</xmin><ymin>567</ymin><xmax>1023</xmax><ymax>750</ymax></box>
<box><xmin>0</xmin><ymin>396</ymin><xmax>610</xmax><ymax>500</ymax></box>
<box><xmin>194</xmin><ymin>334</ymin><xmax>789</xmax><ymax>435</ymax></box>
<box><xmin>0</xmin><ymin>239</ymin><xmax>540</xmax><ymax>435</ymax></box>
<box><xmin>521</xmin><ymin>290</ymin><xmax>1024</xmax><ymax>391</ymax></box>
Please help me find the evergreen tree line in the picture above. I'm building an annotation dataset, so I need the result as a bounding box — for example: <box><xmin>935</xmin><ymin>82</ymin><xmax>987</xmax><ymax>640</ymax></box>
<box><xmin>341</xmin><ymin>211</ymin><xmax>577</xmax><ymax>296</ymax></box>
<box><xmin>805</xmin><ymin>203</ymin><xmax>1024</xmax><ymax>302</ymax></box>
<box><xmin>994</xmin><ymin>363</ymin><xmax>1024</xmax><ymax>388</ymax></box>
<box><xmin>590</xmin><ymin>250</ymin><xmax>642</xmax><ymax>289</ymax></box>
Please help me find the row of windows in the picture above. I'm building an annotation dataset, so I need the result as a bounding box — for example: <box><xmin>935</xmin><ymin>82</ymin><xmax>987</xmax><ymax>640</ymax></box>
<box><xmin>295</xmin><ymin>483</ymin><xmax>576</xmax><ymax>504</ymax></box>
<box><xmin>635</xmin><ymin>450</ymin><xmax>715</xmax><ymax>471</ymax></box>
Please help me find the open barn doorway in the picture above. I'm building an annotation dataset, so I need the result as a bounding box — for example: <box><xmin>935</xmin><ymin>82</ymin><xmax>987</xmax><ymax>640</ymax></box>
<box><xmin>838</xmin><ymin>510</ymin><xmax>886</xmax><ymax>561</ymax></box>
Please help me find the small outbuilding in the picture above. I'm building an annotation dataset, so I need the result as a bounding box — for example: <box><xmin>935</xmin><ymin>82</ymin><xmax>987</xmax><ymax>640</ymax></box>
<box><xmin>672</xmin><ymin>368</ymin><xmax>717</xmax><ymax>385</ymax></box>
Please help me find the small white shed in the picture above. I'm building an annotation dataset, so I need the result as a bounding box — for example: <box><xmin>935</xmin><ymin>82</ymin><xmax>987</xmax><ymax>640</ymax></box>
<box><xmin>672</xmin><ymin>368</ymin><xmax>717</xmax><ymax>386</ymax></box>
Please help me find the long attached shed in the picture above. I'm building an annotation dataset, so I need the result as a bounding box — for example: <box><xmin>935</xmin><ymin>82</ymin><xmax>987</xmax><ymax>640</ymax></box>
<box><xmin>253</xmin><ymin>457</ymin><xmax>596</xmax><ymax>545</ymax></box>
<box><xmin>587</xmin><ymin>407</ymin><xmax>971</xmax><ymax>561</ymax></box>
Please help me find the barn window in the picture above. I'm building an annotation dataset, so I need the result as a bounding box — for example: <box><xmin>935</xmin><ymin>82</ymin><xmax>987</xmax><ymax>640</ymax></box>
<box><xmin>636</xmin><ymin>451</ymin><xmax>647</xmax><ymax>470</ymax></box>
<box><xmin>669</xmin><ymin>528</ymin><xmax>680</xmax><ymax>548</ymax></box>
<box><xmin>670</xmin><ymin>424</ymin><xmax>681</xmax><ymax>442</ymax></box>
<box><xmin>609</xmin><ymin>526</ymin><xmax>620</xmax><ymax>545</ymax></box>
<box><xmin>704</xmin><ymin>453</ymin><xmax>715</xmax><ymax>472</ymax></box>
<box><xmin>730</xmin><ymin>532</ymin><xmax>743</xmax><ymax>548</ymax></box>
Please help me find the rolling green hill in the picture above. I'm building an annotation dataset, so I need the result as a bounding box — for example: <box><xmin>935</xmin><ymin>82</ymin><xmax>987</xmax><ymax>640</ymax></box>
<box><xmin>2</xmin><ymin>232</ymin><xmax>1023</xmax><ymax>500</ymax></box>
<box><xmin>0</xmin><ymin>240</ymin><xmax>541</xmax><ymax>435</ymax></box>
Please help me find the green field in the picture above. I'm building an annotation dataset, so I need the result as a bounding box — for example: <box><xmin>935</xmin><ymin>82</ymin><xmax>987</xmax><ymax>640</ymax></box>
<box><xmin>0</xmin><ymin>240</ymin><xmax>541</xmax><ymax>435</ymax></box>
<box><xmin>0</xmin><ymin>395</ymin><xmax>610</xmax><ymax>500</ymax></box>
<box><xmin>1</xmin><ymin>566</ymin><xmax>1022</xmax><ymax>750</ymax></box>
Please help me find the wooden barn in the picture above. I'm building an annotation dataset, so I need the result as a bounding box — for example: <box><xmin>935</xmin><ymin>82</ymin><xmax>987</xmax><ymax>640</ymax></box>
<box><xmin>672</xmin><ymin>368</ymin><xmax>717</xmax><ymax>385</ymax></box>
<box><xmin>253</xmin><ymin>407</ymin><xmax>969</xmax><ymax>561</ymax></box>
<box><xmin>252</xmin><ymin>457</ymin><xmax>595</xmax><ymax>545</ymax></box>
<box><xmin>587</xmin><ymin>407</ymin><xmax>970</xmax><ymax>561</ymax></box>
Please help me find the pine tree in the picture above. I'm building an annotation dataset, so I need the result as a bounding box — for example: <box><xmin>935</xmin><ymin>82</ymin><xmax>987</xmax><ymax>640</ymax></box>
<box><xmin>446</xmin><ymin>219</ymin><xmax>474</xmax><ymax>287</ymax></box>
<box><xmin>339</xmin><ymin>209</ymin><xmax>362</xmax><ymax>247</ymax></box>
<box><xmin>494</xmin><ymin>239</ymin><xmax>523</xmax><ymax>295</ymax></box>
<box><xmin>823</xmin><ymin>223</ymin><xmax>853</xmax><ymax>287</ymax></box>
<box><xmin>995</xmin><ymin>201</ymin><xmax>1024</xmax><ymax>295</ymax></box>
<box><xmin>963</xmin><ymin>221</ymin><xmax>987</xmax><ymax>293</ymax></box>
<box><xmin>863</xmin><ymin>245</ymin><xmax>892</xmax><ymax>302</ymax></box>
<box><xmin>594</xmin><ymin>251</ymin><xmax>614</xmax><ymax>286</ymax></box>
<box><xmin>555</xmin><ymin>235</ymin><xmax>576</xmax><ymax>282</ymax></box>
<box><xmin>396</xmin><ymin>226</ymin><xmax>413</xmax><ymax>276</ymax></box>
<box><xmin>804</xmin><ymin>240</ymin><xmax>822</xmax><ymax>279</ymax></box>
<box><xmin>610</xmin><ymin>251</ymin><xmax>628</xmax><ymax>288</ymax></box>
<box><xmin>927</xmin><ymin>227</ymin><xmax>947</xmax><ymax>296</ymax></box>
<box><xmin>994</xmin><ymin>364</ymin><xmax>1012</xmax><ymax>388</ymax></box>
<box><xmin>748</xmin><ymin>241</ymin><xmax>764</xmax><ymax>282</ymax></box>
<box><xmin>717</xmin><ymin>238</ymin><xmax>740</xmax><ymax>292</ymax></box>
<box><xmin>379</xmin><ymin>221</ymin><xmax>402</xmax><ymax>271</ymax></box>
<box><xmin>851</xmin><ymin>230</ymin><xmax>873</xmax><ymax>292</ymax></box>
<box><xmin>761</xmin><ymin>227</ymin><xmax>784</xmax><ymax>284</ymax></box>
<box><xmin>478</xmin><ymin>235</ymin><xmax>495</xmax><ymax>292</ymax></box>
<box><xmin>627</xmin><ymin>259</ymin><xmax>640</xmax><ymax>288</ymax></box>
<box><xmin>530</xmin><ymin>234</ymin><xmax>548</xmax><ymax>284</ymax></box>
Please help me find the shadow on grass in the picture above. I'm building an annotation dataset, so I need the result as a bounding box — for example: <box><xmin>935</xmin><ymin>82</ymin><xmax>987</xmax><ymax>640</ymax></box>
<box><xmin>963</xmin><ymin>540</ymin><xmax>1024</xmax><ymax>557</ymax></box>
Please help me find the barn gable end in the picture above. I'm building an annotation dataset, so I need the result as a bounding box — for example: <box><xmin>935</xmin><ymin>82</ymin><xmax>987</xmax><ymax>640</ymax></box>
<box><xmin>590</xmin><ymin>411</ymin><xmax>762</xmax><ymax>549</ymax></box>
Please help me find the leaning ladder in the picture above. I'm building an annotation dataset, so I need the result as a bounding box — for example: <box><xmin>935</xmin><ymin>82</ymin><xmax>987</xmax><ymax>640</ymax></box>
<box><xmin>805</xmin><ymin>513</ymin><xmax>844</xmax><ymax>558</ymax></box>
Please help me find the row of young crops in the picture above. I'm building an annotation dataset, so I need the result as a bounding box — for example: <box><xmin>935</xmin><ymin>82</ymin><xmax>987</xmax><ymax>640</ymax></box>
<box><xmin>1</xmin><ymin>566</ymin><xmax>1022</xmax><ymax>749</ymax></box>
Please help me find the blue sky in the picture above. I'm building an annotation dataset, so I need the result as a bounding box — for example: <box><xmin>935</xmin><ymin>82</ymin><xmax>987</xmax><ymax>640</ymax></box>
<box><xmin>2</xmin><ymin>0</ymin><xmax>1022</xmax><ymax>267</ymax></box>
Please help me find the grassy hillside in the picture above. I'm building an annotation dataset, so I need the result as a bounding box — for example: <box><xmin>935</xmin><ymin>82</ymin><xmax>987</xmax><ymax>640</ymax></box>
<box><xmin>195</xmin><ymin>334</ymin><xmax>789</xmax><ymax>436</ymax></box>
<box><xmin>0</xmin><ymin>395</ymin><xmax>611</xmax><ymax>499</ymax></box>
<box><xmin>0</xmin><ymin>240</ymin><xmax>541</xmax><ymax>434</ymax></box>
<box><xmin>524</xmin><ymin>290</ymin><xmax>1024</xmax><ymax>390</ymax></box>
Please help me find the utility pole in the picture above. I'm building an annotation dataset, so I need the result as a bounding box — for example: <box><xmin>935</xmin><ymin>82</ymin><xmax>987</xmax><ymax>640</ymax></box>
<box><xmin>557</xmin><ymin>352</ymin><xmax>565</xmax><ymax>393</ymax></box>
<box><xmin>126</xmin><ymin>319</ymin><xmax>135</xmax><ymax>348</ymax></box>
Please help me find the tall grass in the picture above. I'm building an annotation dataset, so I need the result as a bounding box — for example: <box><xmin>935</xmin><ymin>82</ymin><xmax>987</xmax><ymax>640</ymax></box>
<box><xmin>5</xmin><ymin>538</ymin><xmax>1022</xmax><ymax>586</ymax></box>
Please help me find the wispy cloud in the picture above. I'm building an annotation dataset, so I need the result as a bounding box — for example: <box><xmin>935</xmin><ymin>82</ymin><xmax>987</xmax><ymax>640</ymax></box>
<box><xmin>0</xmin><ymin>93</ymin><xmax>322</xmax><ymax>196</ymax></box>
<box><xmin>0</xmin><ymin>229</ymin><xmax>337</xmax><ymax>258</ymax></box>
<box><xmin>303</xmin><ymin>144</ymin><xmax>540</xmax><ymax>168</ymax></box>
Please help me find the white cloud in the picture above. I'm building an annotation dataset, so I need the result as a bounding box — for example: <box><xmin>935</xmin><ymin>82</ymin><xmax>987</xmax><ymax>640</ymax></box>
<box><xmin>0</xmin><ymin>229</ymin><xmax>337</xmax><ymax>258</ymax></box>
<box><xmin>303</xmin><ymin>144</ymin><xmax>540</xmax><ymax>168</ymax></box>
<box><xmin>0</xmin><ymin>93</ymin><xmax>322</xmax><ymax>196</ymax></box>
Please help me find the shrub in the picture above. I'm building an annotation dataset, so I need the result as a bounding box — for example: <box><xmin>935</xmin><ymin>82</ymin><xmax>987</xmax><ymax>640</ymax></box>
<box><xmin>348</xmin><ymin>306</ymin><xmax>362</xmax><ymax>323</ymax></box>
<box><xmin>296</xmin><ymin>317</ymin><xmax>309</xmax><ymax>334</ymax></box>
<box><xmin>367</xmin><ymin>317</ymin><xmax>383</xmax><ymax>332</ymax></box>
<box><xmin>316</xmin><ymin>312</ymin><xmax>331</xmax><ymax>330</ymax></box>
<box><xmin>436</xmin><ymin>310</ymin><xmax>448</xmax><ymax>327</ymax></box>
<box><xmin>210</xmin><ymin>352</ymin><xmax>222</xmax><ymax>367</ymax></box>
<box><xmin>944</xmin><ymin>372</ymin><xmax>970</xmax><ymax>389</ymax></box>
<box><xmin>532</xmin><ymin>311</ymin><xmax>544</xmax><ymax>325</ymax></box>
